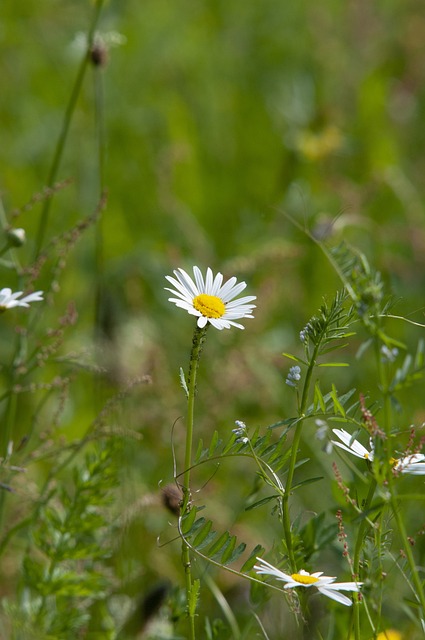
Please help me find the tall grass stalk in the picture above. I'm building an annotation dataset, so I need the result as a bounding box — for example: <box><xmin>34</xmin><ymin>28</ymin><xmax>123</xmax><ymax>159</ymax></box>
<box><xmin>33</xmin><ymin>0</ymin><xmax>105</xmax><ymax>258</ymax></box>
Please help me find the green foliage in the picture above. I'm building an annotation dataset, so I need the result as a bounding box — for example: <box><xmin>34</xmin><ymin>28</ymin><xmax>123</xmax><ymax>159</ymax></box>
<box><xmin>1</xmin><ymin>2</ymin><xmax>425</xmax><ymax>639</ymax></box>
<box><xmin>6</xmin><ymin>442</ymin><xmax>120</xmax><ymax>639</ymax></box>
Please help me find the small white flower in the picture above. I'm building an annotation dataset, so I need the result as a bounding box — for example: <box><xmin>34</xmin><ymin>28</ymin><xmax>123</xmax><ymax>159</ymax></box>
<box><xmin>331</xmin><ymin>428</ymin><xmax>374</xmax><ymax>461</ymax></box>
<box><xmin>254</xmin><ymin>557</ymin><xmax>362</xmax><ymax>606</ymax></box>
<box><xmin>165</xmin><ymin>266</ymin><xmax>256</xmax><ymax>330</ymax></box>
<box><xmin>0</xmin><ymin>288</ymin><xmax>44</xmax><ymax>312</ymax></box>
<box><xmin>286</xmin><ymin>365</ymin><xmax>302</xmax><ymax>387</ymax></box>
<box><xmin>392</xmin><ymin>453</ymin><xmax>425</xmax><ymax>475</ymax></box>
<box><xmin>332</xmin><ymin>429</ymin><xmax>425</xmax><ymax>476</ymax></box>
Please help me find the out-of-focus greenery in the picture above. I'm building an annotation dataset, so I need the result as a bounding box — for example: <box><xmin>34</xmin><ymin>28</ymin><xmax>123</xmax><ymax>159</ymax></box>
<box><xmin>1</xmin><ymin>1</ymin><xmax>425</xmax><ymax>638</ymax></box>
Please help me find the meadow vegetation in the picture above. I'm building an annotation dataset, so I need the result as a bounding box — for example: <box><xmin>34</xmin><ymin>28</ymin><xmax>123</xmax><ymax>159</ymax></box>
<box><xmin>1</xmin><ymin>2</ymin><xmax>425</xmax><ymax>638</ymax></box>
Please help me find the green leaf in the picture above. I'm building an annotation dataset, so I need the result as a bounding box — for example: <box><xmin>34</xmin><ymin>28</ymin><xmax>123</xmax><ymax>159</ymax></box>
<box><xmin>245</xmin><ymin>495</ymin><xmax>278</xmax><ymax>511</ymax></box>
<box><xmin>192</xmin><ymin>519</ymin><xmax>214</xmax><ymax>548</ymax></box>
<box><xmin>282</xmin><ymin>352</ymin><xmax>308</xmax><ymax>365</ymax></box>
<box><xmin>314</xmin><ymin>381</ymin><xmax>326</xmax><ymax>413</ymax></box>
<box><xmin>240</xmin><ymin>544</ymin><xmax>265</xmax><ymax>573</ymax></box>
<box><xmin>292</xmin><ymin>476</ymin><xmax>323</xmax><ymax>492</ymax></box>
<box><xmin>179</xmin><ymin>367</ymin><xmax>189</xmax><ymax>397</ymax></box>
<box><xmin>330</xmin><ymin>384</ymin><xmax>345</xmax><ymax>416</ymax></box>
<box><xmin>209</xmin><ymin>431</ymin><xmax>220</xmax><ymax>456</ymax></box>
<box><xmin>207</xmin><ymin>531</ymin><xmax>230</xmax><ymax>559</ymax></box>
<box><xmin>181</xmin><ymin>507</ymin><xmax>198</xmax><ymax>535</ymax></box>
<box><xmin>222</xmin><ymin>541</ymin><xmax>246</xmax><ymax>566</ymax></box>
<box><xmin>194</xmin><ymin>438</ymin><xmax>204</xmax><ymax>463</ymax></box>
<box><xmin>220</xmin><ymin>535</ymin><xmax>237</xmax><ymax>564</ymax></box>
<box><xmin>188</xmin><ymin>579</ymin><xmax>200</xmax><ymax>617</ymax></box>
<box><xmin>318</xmin><ymin>362</ymin><xmax>349</xmax><ymax>367</ymax></box>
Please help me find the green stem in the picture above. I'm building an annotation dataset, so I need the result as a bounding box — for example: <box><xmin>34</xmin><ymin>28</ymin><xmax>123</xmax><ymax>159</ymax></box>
<box><xmin>282</xmin><ymin>341</ymin><xmax>320</xmax><ymax>572</ymax></box>
<box><xmin>352</xmin><ymin>478</ymin><xmax>377</xmax><ymax>640</ymax></box>
<box><xmin>33</xmin><ymin>0</ymin><xmax>105</xmax><ymax>258</ymax></box>
<box><xmin>375</xmin><ymin>338</ymin><xmax>425</xmax><ymax>619</ymax></box>
<box><xmin>181</xmin><ymin>324</ymin><xmax>208</xmax><ymax>640</ymax></box>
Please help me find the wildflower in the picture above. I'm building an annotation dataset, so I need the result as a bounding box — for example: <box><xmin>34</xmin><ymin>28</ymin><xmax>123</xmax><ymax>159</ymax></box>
<box><xmin>232</xmin><ymin>420</ymin><xmax>249</xmax><ymax>444</ymax></box>
<box><xmin>6</xmin><ymin>228</ymin><xmax>26</xmax><ymax>247</ymax></box>
<box><xmin>332</xmin><ymin>429</ymin><xmax>425</xmax><ymax>475</ymax></box>
<box><xmin>381</xmin><ymin>345</ymin><xmax>398</xmax><ymax>363</ymax></box>
<box><xmin>331</xmin><ymin>428</ymin><xmax>374</xmax><ymax>461</ymax></box>
<box><xmin>0</xmin><ymin>288</ymin><xmax>43</xmax><ymax>312</ymax></box>
<box><xmin>286</xmin><ymin>365</ymin><xmax>301</xmax><ymax>387</ymax></box>
<box><xmin>392</xmin><ymin>453</ymin><xmax>425</xmax><ymax>475</ymax></box>
<box><xmin>165</xmin><ymin>266</ymin><xmax>256</xmax><ymax>330</ymax></box>
<box><xmin>254</xmin><ymin>557</ymin><xmax>361</xmax><ymax>606</ymax></box>
<box><xmin>376</xmin><ymin>631</ymin><xmax>402</xmax><ymax>640</ymax></box>
<box><xmin>299</xmin><ymin>323</ymin><xmax>312</xmax><ymax>344</ymax></box>
<box><xmin>316</xmin><ymin>419</ymin><xmax>333</xmax><ymax>454</ymax></box>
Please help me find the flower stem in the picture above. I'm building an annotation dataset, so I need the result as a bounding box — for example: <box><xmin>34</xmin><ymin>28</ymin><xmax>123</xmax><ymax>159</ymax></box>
<box><xmin>282</xmin><ymin>341</ymin><xmax>320</xmax><ymax>572</ymax></box>
<box><xmin>181</xmin><ymin>324</ymin><xmax>208</xmax><ymax>639</ymax></box>
<box><xmin>352</xmin><ymin>477</ymin><xmax>377</xmax><ymax>640</ymax></box>
<box><xmin>375</xmin><ymin>338</ymin><xmax>425</xmax><ymax>619</ymax></box>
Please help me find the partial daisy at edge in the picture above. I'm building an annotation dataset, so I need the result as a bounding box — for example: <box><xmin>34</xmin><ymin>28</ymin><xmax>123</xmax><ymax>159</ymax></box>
<box><xmin>165</xmin><ymin>266</ymin><xmax>256</xmax><ymax>330</ymax></box>
<box><xmin>0</xmin><ymin>288</ymin><xmax>44</xmax><ymax>311</ymax></box>
<box><xmin>331</xmin><ymin>428</ymin><xmax>425</xmax><ymax>475</ymax></box>
<box><xmin>254</xmin><ymin>557</ymin><xmax>362</xmax><ymax>607</ymax></box>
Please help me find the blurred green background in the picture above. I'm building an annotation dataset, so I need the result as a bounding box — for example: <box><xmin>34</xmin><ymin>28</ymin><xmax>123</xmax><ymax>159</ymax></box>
<box><xmin>1</xmin><ymin>0</ymin><xmax>425</xmax><ymax>636</ymax></box>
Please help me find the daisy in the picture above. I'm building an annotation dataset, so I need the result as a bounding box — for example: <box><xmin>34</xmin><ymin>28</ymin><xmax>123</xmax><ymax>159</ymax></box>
<box><xmin>392</xmin><ymin>453</ymin><xmax>425</xmax><ymax>475</ymax></box>
<box><xmin>331</xmin><ymin>428</ymin><xmax>374</xmax><ymax>461</ymax></box>
<box><xmin>0</xmin><ymin>288</ymin><xmax>44</xmax><ymax>312</ymax></box>
<box><xmin>332</xmin><ymin>429</ymin><xmax>425</xmax><ymax>475</ymax></box>
<box><xmin>254</xmin><ymin>557</ymin><xmax>361</xmax><ymax>606</ymax></box>
<box><xmin>165</xmin><ymin>266</ymin><xmax>256</xmax><ymax>330</ymax></box>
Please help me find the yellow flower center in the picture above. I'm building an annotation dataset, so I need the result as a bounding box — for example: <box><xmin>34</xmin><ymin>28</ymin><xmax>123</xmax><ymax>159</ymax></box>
<box><xmin>193</xmin><ymin>294</ymin><xmax>225</xmax><ymax>319</ymax></box>
<box><xmin>291</xmin><ymin>573</ymin><xmax>319</xmax><ymax>585</ymax></box>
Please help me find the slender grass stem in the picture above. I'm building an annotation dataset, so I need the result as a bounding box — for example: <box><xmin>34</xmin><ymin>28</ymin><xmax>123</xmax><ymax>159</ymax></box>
<box><xmin>352</xmin><ymin>478</ymin><xmax>377</xmax><ymax>640</ymax></box>
<box><xmin>33</xmin><ymin>0</ymin><xmax>105</xmax><ymax>258</ymax></box>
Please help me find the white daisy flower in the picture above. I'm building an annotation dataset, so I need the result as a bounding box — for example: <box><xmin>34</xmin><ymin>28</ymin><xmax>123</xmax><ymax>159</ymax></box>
<box><xmin>331</xmin><ymin>428</ymin><xmax>374</xmax><ymax>461</ymax></box>
<box><xmin>165</xmin><ymin>266</ymin><xmax>256</xmax><ymax>330</ymax></box>
<box><xmin>392</xmin><ymin>453</ymin><xmax>425</xmax><ymax>475</ymax></box>
<box><xmin>0</xmin><ymin>288</ymin><xmax>44</xmax><ymax>312</ymax></box>
<box><xmin>332</xmin><ymin>429</ymin><xmax>425</xmax><ymax>476</ymax></box>
<box><xmin>254</xmin><ymin>557</ymin><xmax>361</xmax><ymax>607</ymax></box>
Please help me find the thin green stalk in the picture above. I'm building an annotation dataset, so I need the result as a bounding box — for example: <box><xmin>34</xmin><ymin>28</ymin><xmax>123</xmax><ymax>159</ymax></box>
<box><xmin>181</xmin><ymin>325</ymin><xmax>208</xmax><ymax>640</ymax></box>
<box><xmin>282</xmin><ymin>340</ymin><xmax>321</xmax><ymax>572</ymax></box>
<box><xmin>389</xmin><ymin>481</ymin><xmax>425</xmax><ymax>613</ymax></box>
<box><xmin>352</xmin><ymin>478</ymin><xmax>377</xmax><ymax>640</ymax></box>
<box><xmin>375</xmin><ymin>338</ymin><xmax>425</xmax><ymax>619</ymax></box>
<box><xmin>33</xmin><ymin>0</ymin><xmax>105</xmax><ymax>258</ymax></box>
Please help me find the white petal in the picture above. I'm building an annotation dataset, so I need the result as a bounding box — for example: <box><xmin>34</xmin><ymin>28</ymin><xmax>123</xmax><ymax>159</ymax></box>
<box><xmin>165</xmin><ymin>276</ymin><xmax>195</xmax><ymax>300</ymax></box>
<box><xmin>254</xmin><ymin>558</ymin><xmax>293</xmax><ymax>583</ymax></box>
<box><xmin>197</xmin><ymin>316</ymin><xmax>208</xmax><ymax>328</ymax></box>
<box><xmin>211</xmin><ymin>272</ymin><xmax>224</xmax><ymax>295</ymax></box>
<box><xmin>227</xmin><ymin>321</ymin><xmax>245</xmax><ymax>329</ymax></box>
<box><xmin>21</xmin><ymin>291</ymin><xmax>43</xmax><ymax>303</ymax></box>
<box><xmin>332</xmin><ymin>429</ymin><xmax>373</xmax><ymax>460</ymax></box>
<box><xmin>209</xmin><ymin>318</ymin><xmax>226</xmax><ymax>330</ymax></box>
<box><xmin>220</xmin><ymin>280</ymin><xmax>247</xmax><ymax>302</ymax></box>
<box><xmin>217</xmin><ymin>276</ymin><xmax>239</xmax><ymax>300</ymax></box>
<box><xmin>193</xmin><ymin>266</ymin><xmax>205</xmax><ymax>293</ymax></box>
<box><xmin>205</xmin><ymin>267</ymin><xmax>214</xmax><ymax>294</ymax></box>
<box><xmin>323</xmin><ymin>581</ymin><xmax>362</xmax><ymax>591</ymax></box>
<box><xmin>317</xmin><ymin>587</ymin><xmax>354</xmax><ymax>606</ymax></box>
<box><xmin>226</xmin><ymin>295</ymin><xmax>257</xmax><ymax>308</ymax></box>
